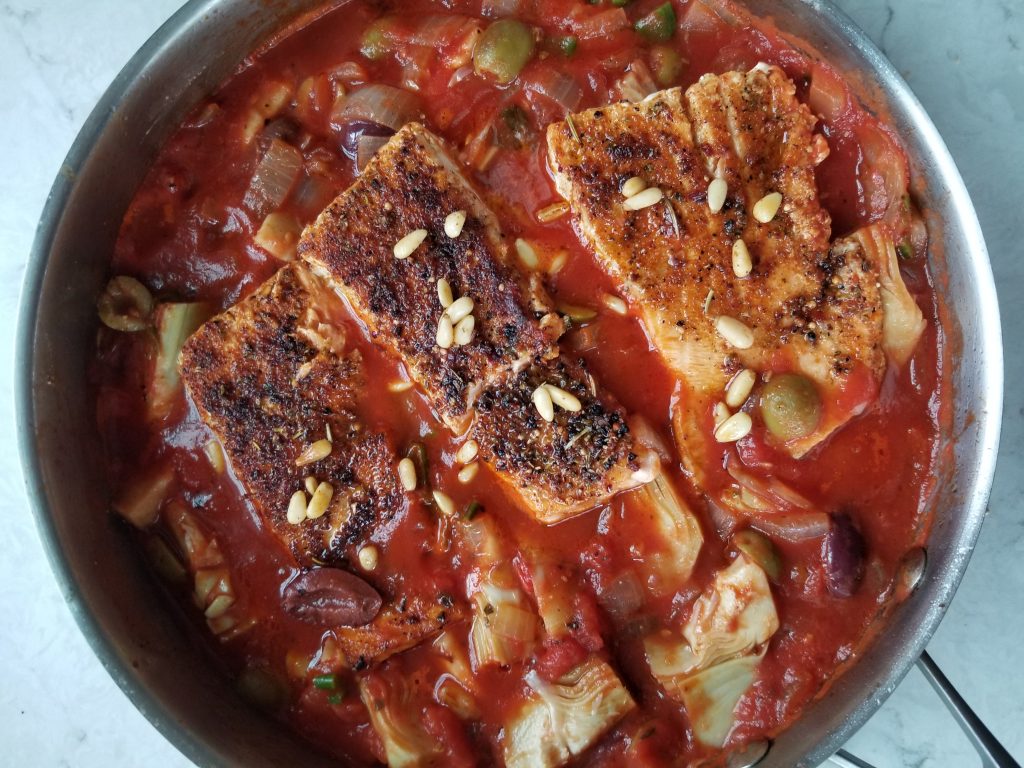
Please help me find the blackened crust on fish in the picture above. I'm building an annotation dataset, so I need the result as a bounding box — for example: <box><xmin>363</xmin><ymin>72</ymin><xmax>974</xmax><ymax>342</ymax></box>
<box><xmin>471</xmin><ymin>357</ymin><xmax>655</xmax><ymax>524</ymax></box>
<box><xmin>328</xmin><ymin>594</ymin><xmax>466</xmax><ymax>669</ymax></box>
<box><xmin>299</xmin><ymin>123</ymin><xmax>560</xmax><ymax>433</ymax></box>
<box><xmin>180</xmin><ymin>264</ymin><xmax>405</xmax><ymax>565</ymax></box>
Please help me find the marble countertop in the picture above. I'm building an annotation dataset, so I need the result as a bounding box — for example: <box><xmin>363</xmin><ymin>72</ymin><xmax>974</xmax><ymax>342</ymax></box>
<box><xmin>1</xmin><ymin>1</ymin><xmax>1020</xmax><ymax>766</ymax></box>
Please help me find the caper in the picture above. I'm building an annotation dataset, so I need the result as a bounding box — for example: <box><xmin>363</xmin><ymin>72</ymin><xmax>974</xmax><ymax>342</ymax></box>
<box><xmin>650</xmin><ymin>45</ymin><xmax>684</xmax><ymax>86</ymax></box>
<box><xmin>759</xmin><ymin>373</ymin><xmax>822</xmax><ymax>441</ymax></box>
<box><xmin>236</xmin><ymin>668</ymin><xmax>287</xmax><ymax>713</ymax></box>
<box><xmin>732</xmin><ymin>529</ymin><xmax>782</xmax><ymax>582</ymax></box>
<box><xmin>97</xmin><ymin>276</ymin><xmax>154</xmax><ymax>332</ymax></box>
<box><xmin>474</xmin><ymin>20</ymin><xmax>535</xmax><ymax>85</ymax></box>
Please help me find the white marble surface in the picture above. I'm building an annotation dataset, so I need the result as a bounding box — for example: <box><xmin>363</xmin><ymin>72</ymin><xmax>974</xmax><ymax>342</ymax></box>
<box><xmin>0</xmin><ymin>1</ymin><xmax>1021</xmax><ymax>766</ymax></box>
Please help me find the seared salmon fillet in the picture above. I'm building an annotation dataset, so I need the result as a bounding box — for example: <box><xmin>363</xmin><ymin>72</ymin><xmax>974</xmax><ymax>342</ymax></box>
<box><xmin>299</xmin><ymin>123</ymin><xmax>561</xmax><ymax>435</ymax></box>
<box><xmin>300</xmin><ymin>124</ymin><xmax>656</xmax><ymax>524</ymax></box>
<box><xmin>180</xmin><ymin>264</ymin><xmax>404</xmax><ymax>565</ymax></box>
<box><xmin>547</xmin><ymin>65</ymin><xmax>923</xmax><ymax>465</ymax></box>
<box><xmin>471</xmin><ymin>358</ymin><xmax>656</xmax><ymax>523</ymax></box>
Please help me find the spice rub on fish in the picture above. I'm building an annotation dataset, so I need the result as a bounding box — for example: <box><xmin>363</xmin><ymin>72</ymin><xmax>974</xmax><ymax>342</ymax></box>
<box><xmin>180</xmin><ymin>264</ymin><xmax>406</xmax><ymax>566</ymax></box>
<box><xmin>299</xmin><ymin>122</ymin><xmax>562</xmax><ymax>435</ymax></box>
<box><xmin>471</xmin><ymin>357</ymin><xmax>656</xmax><ymax>524</ymax></box>
<box><xmin>300</xmin><ymin>123</ymin><xmax>656</xmax><ymax>524</ymax></box>
<box><xmin>547</xmin><ymin>65</ymin><xmax>924</xmax><ymax>469</ymax></box>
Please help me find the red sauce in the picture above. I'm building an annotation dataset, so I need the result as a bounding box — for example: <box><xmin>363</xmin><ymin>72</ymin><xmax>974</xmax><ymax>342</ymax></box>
<box><xmin>93</xmin><ymin>1</ymin><xmax>944</xmax><ymax>765</ymax></box>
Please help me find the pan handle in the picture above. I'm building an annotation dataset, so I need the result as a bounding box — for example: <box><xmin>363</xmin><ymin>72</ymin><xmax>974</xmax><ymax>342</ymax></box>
<box><xmin>915</xmin><ymin>651</ymin><xmax>1020</xmax><ymax>768</ymax></box>
<box><xmin>825</xmin><ymin>652</ymin><xmax>1020</xmax><ymax>768</ymax></box>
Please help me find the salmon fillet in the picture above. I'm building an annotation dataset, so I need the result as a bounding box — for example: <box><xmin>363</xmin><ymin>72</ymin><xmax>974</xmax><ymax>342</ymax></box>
<box><xmin>299</xmin><ymin>123</ymin><xmax>561</xmax><ymax>435</ymax></box>
<box><xmin>300</xmin><ymin>123</ymin><xmax>655</xmax><ymax>524</ymax></box>
<box><xmin>471</xmin><ymin>357</ymin><xmax>656</xmax><ymax>523</ymax></box>
<box><xmin>547</xmin><ymin>65</ymin><xmax>918</xmax><ymax>467</ymax></box>
<box><xmin>181</xmin><ymin>264</ymin><xmax>406</xmax><ymax>565</ymax></box>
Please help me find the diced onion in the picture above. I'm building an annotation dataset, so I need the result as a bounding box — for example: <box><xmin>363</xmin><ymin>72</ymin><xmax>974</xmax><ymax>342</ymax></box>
<box><xmin>243</xmin><ymin>138</ymin><xmax>303</xmax><ymax>217</ymax></box>
<box><xmin>333</xmin><ymin>84</ymin><xmax>423</xmax><ymax>132</ymax></box>
<box><xmin>525</xmin><ymin>69</ymin><xmax>584</xmax><ymax>115</ymax></box>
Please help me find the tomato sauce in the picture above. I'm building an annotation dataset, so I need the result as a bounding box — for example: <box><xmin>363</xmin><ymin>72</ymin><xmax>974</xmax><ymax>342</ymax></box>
<box><xmin>92</xmin><ymin>0</ymin><xmax>944</xmax><ymax>765</ymax></box>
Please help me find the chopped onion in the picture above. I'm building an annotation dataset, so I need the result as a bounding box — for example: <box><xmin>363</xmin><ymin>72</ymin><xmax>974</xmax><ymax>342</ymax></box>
<box><xmin>726</xmin><ymin>455</ymin><xmax>815</xmax><ymax>513</ymax></box>
<box><xmin>679</xmin><ymin>0</ymin><xmax>730</xmax><ymax>34</ymax></box>
<box><xmin>329</xmin><ymin>60</ymin><xmax>367</xmax><ymax>84</ymax></box>
<box><xmin>332</xmin><ymin>84</ymin><xmax>423</xmax><ymax>132</ymax></box>
<box><xmin>615</xmin><ymin>60</ymin><xmax>659</xmax><ymax>103</ymax></box>
<box><xmin>407</xmin><ymin>15</ymin><xmax>474</xmax><ymax>46</ymax></box>
<box><xmin>338</xmin><ymin>120</ymin><xmax>396</xmax><ymax>160</ymax></box>
<box><xmin>807</xmin><ymin>63</ymin><xmax>848</xmax><ymax>123</ymax></box>
<box><xmin>566</xmin><ymin>6</ymin><xmax>629</xmax><ymax>40</ymax></box>
<box><xmin>525</xmin><ymin>69</ymin><xmax>584</xmax><ymax>115</ymax></box>
<box><xmin>481</xmin><ymin>0</ymin><xmax>522</xmax><ymax>17</ymax></box>
<box><xmin>243</xmin><ymin>138</ymin><xmax>303</xmax><ymax>218</ymax></box>
<box><xmin>750</xmin><ymin>512</ymin><xmax>831</xmax><ymax>542</ymax></box>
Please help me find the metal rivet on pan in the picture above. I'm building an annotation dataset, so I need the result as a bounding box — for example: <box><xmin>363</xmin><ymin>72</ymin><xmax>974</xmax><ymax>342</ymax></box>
<box><xmin>895</xmin><ymin>547</ymin><xmax>927</xmax><ymax>601</ymax></box>
<box><xmin>727</xmin><ymin>740</ymin><xmax>771</xmax><ymax>768</ymax></box>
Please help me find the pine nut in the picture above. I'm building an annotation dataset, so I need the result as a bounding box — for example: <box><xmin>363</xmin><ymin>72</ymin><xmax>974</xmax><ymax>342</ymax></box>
<box><xmin>455</xmin><ymin>440</ymin><xmax>479</xmax><ymax>465</ymax></box>
<box><xmin>708</xmin><ymin>178</ymin><xmax>728</xmax><ymax>213</ymax></box>
<box><xmin>532</xmin><ymin>384</ymin><xmax>555</xmax><ymax>422</ymax></box>
<box><xmin>752</xmin><ymin>192</ymin><xmax>783</xmax><ymax>223</ymax></box>
<box><xmin>304</xmin><ymin>476</ymin><xmax>318</xmax><ymax>495</ymax></box>
<box><xmin>296</xmin><ymin>439</ymin><xmax>332</xmax><ymax>467</ymax></box>
<box><xmin>602</xmin><ymin>293</ymin><xmax>628</xmax><ymax>315</ymax></box>
<box><xmin>725</xmin><ymin>369</ymin><xmax>757</xmax><ymax>408</ymax></box>
<box><xmin>713</xmin><ymin>402</ymin><xmax>731</xmax><ymax>427</ymax></box>
<box><xmin>453</xmin><ymin>314</ymin><xmax>475</xmax><ymax>346</ymax></box>
<box><xmin>444</xmin><ymin>210</ymin><xmax>467</xmax><ymax>238</ymax></box>
<box><xmin>437</xmin><ymin>278</ymin><xmax>454</xmax><ymax>308</ymax></box>
<box><xmin>446</xmin><ymin>296</ymin><xmax>475</xmax><ymax>324</ymax></box>
<box><xmin>515</xmin><ymin>238</ymin><xmax>538</xmax><ymax>269</ymax></box>
<box><xmin>357</xmin><ymin>545</ymin><xmax>379</xmax><ymax>571</ymax></box>
<box><xmin>714</xmin><ymin>411</ymin><xmax>753</xmax><ymax>442</ymax></box>
<box><xmin>432</xmin><ymin>490</ymin><xmax>456</xmax><ymax>517</ymax></box>
<box><xmin>621</xmin><ymin>176</ymin><xmax>647</xmax><ymax>198</ymax></box>
<box><xmin>397</xmin><ymin>457</ymin><xmax>418</xmax><ymax>491</ymax></box>
<box><xmin>436</xmin><ymin>314</ymin><xmax>454</xmax><ymax>349</ymax></box>
<box><xmin>715</xmin><ymin>316</ymin><xmax>755</xmax><ymax>349</ymax></box>
<box><xmin>458</xmin><ymin>463</ymin><xmax>479</xmax><ymax>484</ymax></box>
<box><xmin>287</xmin><ymin>490</ymin><xmax>308</xmax><ymax>525</ymax></box>
<box><xmin>394</xmin><ymin>228</ymin><xmax>428</xmax><ymax>259</ymax></box>
<box><xmin>623</xmin><ymin>186</ymin><xmax>664</xmax><ymax>210</ymax></box>
<box><xmin>732</xmin><ymin>239</ymin><xmax>753</xmax><ymax>278</ymax></box>
<box><xmin>545</xmin><ymin>384</ymin><xmax>582</xmax><ymax>412</ymax></box>
<box><xmin>306</xmin><ymin>482</ymin><xmax>334</xmax><ymax>519</ymax></box>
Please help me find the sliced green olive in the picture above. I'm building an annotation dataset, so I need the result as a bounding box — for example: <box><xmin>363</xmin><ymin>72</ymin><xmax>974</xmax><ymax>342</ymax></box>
<box><xmin>759</xmin><ymin>373</ymin><xmax>822</xmax><ymax>441</ymax></box>
<box><xmin>732</xmin><ymin>529</ymin><xmax>782</xmax><ymax>582</ymax></box>
<box><xmin>634</xmin><ymin>2</ymin><xmax>677</xmax><ymax>42</ymax></box>
<box><xmin>360</xmin><ymin>18</ymin><xmax>393</xmax><ymax>60</ymax></box>
<box><xmin>474</xmin><ymin>20</ymin><xmax>536</xmax><ymax>85</ymax></box>
<box><xmin>97</xmin><ymin>276</ymin><xmax>153</xmax><ymax>332</ymax></box>
<box><xmin>650</xmin><ymin>45</ymin><xmax>683</xmax><ymax>86</ymax></box>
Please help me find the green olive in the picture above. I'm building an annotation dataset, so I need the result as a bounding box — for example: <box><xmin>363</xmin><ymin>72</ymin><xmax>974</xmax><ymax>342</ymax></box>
<box><xmin>650</xmin><ymin>45</ymin><xmax>683</xmax><ymax>87</ymax></box>
<box><xmin>759</xmin><ymin>373</ymin><xmax>822</xmax><ymax>441</ymax></box>
<box><xmin>732</xmin><ymin>529</ymin><xmax>782</xmax><ymax>582</ymax></box>
<box><xmin>97</xmin><ymin>275</ymin><xmax>154</xmax><ymax>332</ymax></box>
<box><xmin>360</xmin><ymin>18</ymin><xmax>393</xmax><ymax>61</ymax></box>
<box><xmin>474</xmin><ymin>20</ymin><xmax>535</xmax><ymax>85</ymax></box>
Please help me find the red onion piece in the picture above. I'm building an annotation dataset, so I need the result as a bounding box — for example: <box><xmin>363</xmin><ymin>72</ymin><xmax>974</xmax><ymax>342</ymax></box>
<box><xmin>333</xmin><ymin>84</ymin><xmax>423</xmax><ymax>133</ymax></box>
<box><xmin>750</xmin><ymin>512</ymin><xmax>831</xmax><ymax>543</ymax></box>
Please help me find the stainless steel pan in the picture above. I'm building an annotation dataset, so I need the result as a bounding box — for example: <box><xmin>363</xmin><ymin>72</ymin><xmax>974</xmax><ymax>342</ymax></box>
<box><xmin>16</xmin><ymin>1</ymin><xmax>1004</xmax><ymax>765</ymax></box>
